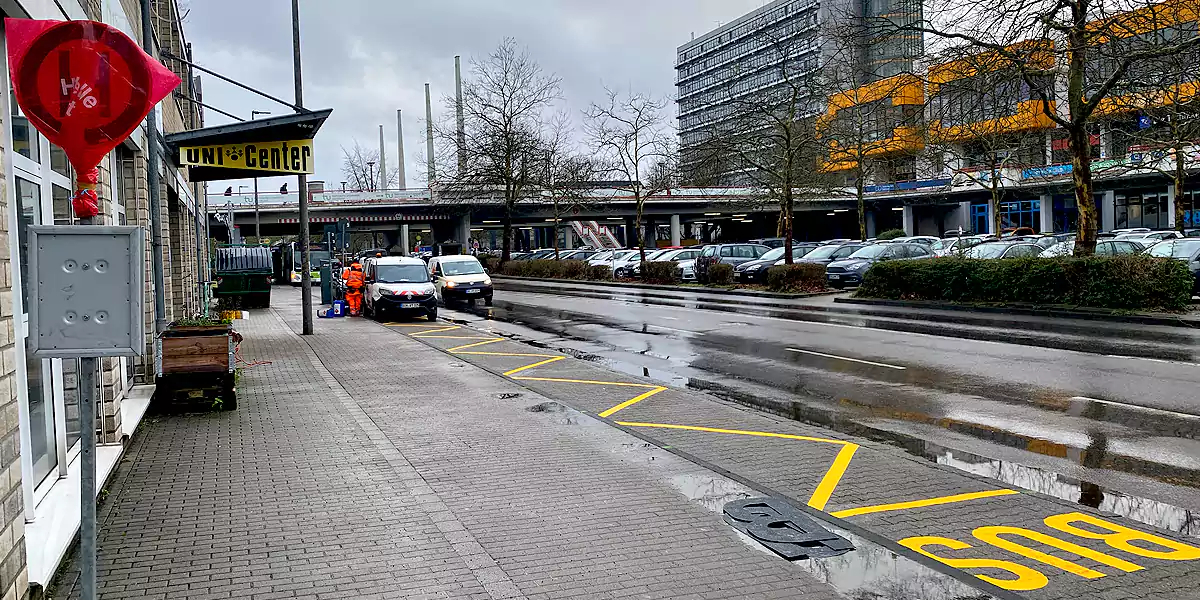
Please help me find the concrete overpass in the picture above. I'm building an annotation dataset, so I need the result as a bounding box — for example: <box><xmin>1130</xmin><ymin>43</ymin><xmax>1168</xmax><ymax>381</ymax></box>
<box><xmin>207</xmin><ymin>185</ymin><xmax>911</xmax><ymax>251</ymax></box>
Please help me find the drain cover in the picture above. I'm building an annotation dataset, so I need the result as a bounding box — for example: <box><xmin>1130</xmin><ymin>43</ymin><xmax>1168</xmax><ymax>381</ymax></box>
<box><xmin>526</xmin><ymin>402</ymin><xmax>564</xmax><ymax>413</ymax></box>
<box><xmin>497</xmin><ymin>392</ymin><xmax>522</xmax><ymax>400</ymax></box>
<box><xmin>723</xmin><ymin>497</ymin><xmax>853</xmax><ymax>560</ymax></box>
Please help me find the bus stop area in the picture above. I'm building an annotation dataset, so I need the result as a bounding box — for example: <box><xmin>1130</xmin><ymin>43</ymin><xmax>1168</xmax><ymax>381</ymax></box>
<box><xmin>51</xmin><ymin>287</ymin><xmax>1200</xmax><ymax>600</ymax></box>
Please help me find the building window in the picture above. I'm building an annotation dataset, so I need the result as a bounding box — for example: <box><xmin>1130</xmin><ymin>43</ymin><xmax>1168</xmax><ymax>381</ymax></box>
<box><xmin>1182</xmin><ymin>189</ymin><xmax>1199</xmax><ymax>228</ymax></box>
<box><xmin>1115</xmin><ymin>189</ymin><xmax>1169</xmax><ymax>229</ymax></box>
<box><xmin>999</xmin><ymin>198</ymin><xmax>1041</xmax><ymax>230</ymax></box>
<box><xmin>11</xmin><ymin>88</ymin><xmax>39</xmax><ymax>162</ymax></box>
<box><xmin>971</xmin><ymin>202</ymin><xmax>989</xmax><ymax>234</ymax></box>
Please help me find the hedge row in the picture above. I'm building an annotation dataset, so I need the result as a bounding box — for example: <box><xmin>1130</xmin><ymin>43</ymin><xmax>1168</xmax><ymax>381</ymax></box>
<box><xmin>500</xmin><ymin>259</ymin><xmax>612</xmax><ymax>281</ymax></box>
<box><xmin>642</xmin><ymin>262</ymin><xmax>681</xmax><ymax>285</ymax></box>
<box><xmin>766</xmin><ymin>263</ymin><xmax>827</xmax><ymax>293</ymax></box>
<box><xmin>857</xmin><ymin>255</ymin><xmax>1194</xmax><ymax>310</ymax></box>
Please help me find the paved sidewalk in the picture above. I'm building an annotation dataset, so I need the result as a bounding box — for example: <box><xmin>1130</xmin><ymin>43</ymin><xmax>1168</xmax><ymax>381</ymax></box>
<box><xmin>51</xmin><ymin>290</ymin><xmax>845</xmax><ymax>600</ymax></box>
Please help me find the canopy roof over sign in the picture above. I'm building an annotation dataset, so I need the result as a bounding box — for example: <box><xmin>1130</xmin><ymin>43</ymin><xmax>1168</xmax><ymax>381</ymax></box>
<box><xmin>163</xmin><ymin>109</ymin><xmax>332</xmax><ymax>181</ymax></box>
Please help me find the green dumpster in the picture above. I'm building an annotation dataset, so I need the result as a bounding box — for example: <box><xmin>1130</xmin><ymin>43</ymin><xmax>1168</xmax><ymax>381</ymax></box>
<box><xmin>214</xmin><ymin>245</ymin><xmax>273</xmax><ymax>309</ymax></box>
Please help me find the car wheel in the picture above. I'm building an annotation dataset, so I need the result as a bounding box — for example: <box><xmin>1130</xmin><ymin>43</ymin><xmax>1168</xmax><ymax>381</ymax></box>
<box><xmin>427</xmin><ymin>308</ymin><xmax>438</xmax><ymax>322</ymax></box>
<box><xmin>485</xmin><ymin>296</ymin><xmax>493</xmax><ymax>307</ymax></box>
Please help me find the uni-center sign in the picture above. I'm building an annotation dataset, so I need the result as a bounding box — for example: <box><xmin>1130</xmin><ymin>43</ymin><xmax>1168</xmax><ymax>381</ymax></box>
<box><xmin>180</xmin><ymin>139</ymin><xmax>314</xmax><ymax>175</ymax></box>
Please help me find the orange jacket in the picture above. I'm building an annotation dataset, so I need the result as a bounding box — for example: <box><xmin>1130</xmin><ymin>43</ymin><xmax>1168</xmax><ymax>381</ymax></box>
<box><xmin>345</xmin><ymin>269</ymin><xmax>365</xmax><ymax>289</ymax></box>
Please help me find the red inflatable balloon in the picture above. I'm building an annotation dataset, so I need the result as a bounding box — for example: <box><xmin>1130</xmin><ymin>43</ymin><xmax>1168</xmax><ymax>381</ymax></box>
<box><xmin>5</xmin><ymin>18</ymin><xmax>180</xmax><ymax>218</ymax></box>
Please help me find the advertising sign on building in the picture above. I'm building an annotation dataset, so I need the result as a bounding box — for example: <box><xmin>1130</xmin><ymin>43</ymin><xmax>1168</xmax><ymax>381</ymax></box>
<box><xmin>181</xmin><ymin>139</ymin><xmax>315</xmax><ymax>175</ymax></box>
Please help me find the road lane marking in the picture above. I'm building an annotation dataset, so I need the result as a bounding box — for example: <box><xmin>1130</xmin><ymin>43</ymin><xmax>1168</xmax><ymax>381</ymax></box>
<box><xmin>503</xmin><ymin>357</ymin><xmax>568</xmax><ymax>376</ymax></box>
<box><xmin>613</xmin><ymin>421</ymin><xmax>858</xmax><ymax>510</ymax></box>
<box><xmin>830</xmin><ymin>489</ymin><xmax>1021</xmax><ymax>518</ymax></box>
<box><xmin>808</xmin><ymin>443</ymin><xmax>858</xmax><ymax>511</ymax></box>
<box><xmin>598</xmin><ymin>387</ymin><xmax>668</xmax><ymax>418</ymax></box>
<box><xmin>513</xmin><ymin>377</ymin><xmax>661</xmax><ymax>388</ymax></box>
<box><xmin>447</xmin><ymin>338</ymin><xmax>507</xmax><ymax>352</ymax></box>
<box><xmin>787</xmin><ymin>348</ymin><xmax>907</xmax><ymax>370</ymax></box>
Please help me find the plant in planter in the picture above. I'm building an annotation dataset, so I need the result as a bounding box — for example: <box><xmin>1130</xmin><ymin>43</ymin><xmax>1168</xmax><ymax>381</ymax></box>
<box><xmin>155</xmin><ymin>315</ymin><xmax>239</xmax><ymax>411</ymax></box>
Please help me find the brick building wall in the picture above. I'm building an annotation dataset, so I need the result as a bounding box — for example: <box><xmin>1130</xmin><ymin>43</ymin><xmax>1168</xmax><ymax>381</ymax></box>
<box><xmin>0</xmin><ymin>96</ymin><xmax>28</xmax><ymax>600</ymax></box>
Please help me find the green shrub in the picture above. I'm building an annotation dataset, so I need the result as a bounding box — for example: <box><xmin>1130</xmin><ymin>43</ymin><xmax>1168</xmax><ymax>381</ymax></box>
<box><xmin>481</xmin><ymin>256</ymin><xmax>501</xmax><ymax>272</ymax></box>
<box><xmin>559</xmin><ymin>260</ymin><xmax>588</xmax><ymax>280</ymax></box>
<box><xmin>586</xmin><ymin>265</ymin><xmax>613</xmax><ymax>281</ymax></box>
<box><xmin>643</xmin><ymin>261</ymin><xmax>681</xmax><ymax>285</ymax></box>
<box><xmin>877</xmin><ymin>229</ymin><xmax>907</xmax><ymax>241</ymax></box>
<box><xmin>857</xmin><ymin>255</ymin><xmax>1194</xmax><ymax>311</ymax></box>
<box><xmin>767</xmin><ymin>263</ymin><xmax>827</xmax><ymax>293</ymax></box>
<box><xmin>709</xmin><ymin>263</ymin><xmax>734</xmax><ymax>285</ymax></box>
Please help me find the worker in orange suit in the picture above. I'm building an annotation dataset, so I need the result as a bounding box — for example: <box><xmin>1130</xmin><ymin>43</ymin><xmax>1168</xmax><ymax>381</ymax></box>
<box><xmin>344</xmin><ymin>262</ymin><xmax>365</xmax><ymax>316</ymax></box>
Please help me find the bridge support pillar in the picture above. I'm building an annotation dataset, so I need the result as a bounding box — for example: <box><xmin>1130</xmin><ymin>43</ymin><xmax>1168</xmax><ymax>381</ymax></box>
<box><xmin>459</xmin><ymin>213</ymin><xmax>472</xmax><ymax>250</ymax></box>
<box><xmin>902</xmin><ymin>206</ymin><xmax>915</xmax><ymax>236</ymax></box>
<box><xmin>670</xmin><ymin>214</ymin><xmax>681</xmax><ymax>246</ymax></box>
<box><xmin>401</xmin><ymin>224</ymin><xmax>410</xmax><ymax>256</ymax></box>
<box><xmin>563</xmin><ymin>227</ymin><xmax>574</xmax><ymax>250</ymax></box>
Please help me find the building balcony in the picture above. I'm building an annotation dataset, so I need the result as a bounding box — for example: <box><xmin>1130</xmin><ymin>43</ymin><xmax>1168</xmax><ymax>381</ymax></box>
<box><xmin>931</xmin><ymin>100</ymin><xmax>1057</xmax><ymax>143</ymax></box>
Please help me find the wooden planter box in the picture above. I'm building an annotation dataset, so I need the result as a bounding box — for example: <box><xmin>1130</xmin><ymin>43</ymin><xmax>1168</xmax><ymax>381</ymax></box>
<box><xmin>155</xmin><ymin>323</ymin><xmax>237</xmax><ymax>410</ymax></box>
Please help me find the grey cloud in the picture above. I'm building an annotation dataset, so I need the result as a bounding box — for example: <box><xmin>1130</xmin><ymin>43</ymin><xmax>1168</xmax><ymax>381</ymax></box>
<box><xmin>182</xmin><ymin>0</ymin><xmax>764</xmax><ymax>195</ymax></box>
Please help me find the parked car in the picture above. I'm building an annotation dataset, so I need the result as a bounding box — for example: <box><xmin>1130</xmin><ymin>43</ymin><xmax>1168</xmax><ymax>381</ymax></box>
<box><xmin>797</xmin><ymin>242</ymin><xmax>868</xmax><ymax>265</ymax></box>
<box><xmin>1039</xmin><ymin>239</ymin><xmax>1145</xmax><ymax>257</ymax></box>
<box><xmin>430</xmin><ymin>255</ymin><xmax>493</xmax><ymax>306</ymax></box>
<box><xmin>826</xmin><ymin>243</ymin><xmax>933</xmax><ymax>288</ymax></box>
<box><xmin>734</xmin><ymin>244</ymin><xmax>820</xmax><ymax>283</ymax></box>
<box><xmin>931</xmin><ymin>237</ymin><xmax>987</xmax><ymax>256</ymax></box>
<box><xmin>695</xmin><ymin>243</ymin><xmax>771</xmax><ymax>281</ymax></box>
<box><xmin>559</xmin><ymin>249</ymin><xmax>600</xmax><ymax>261</ymax></box>
<box><xmin>819</xmin><ymin>238</ymin><xmax>854</xmax><ymax>246</ymax></box>
<box><xmin>362</xmin><ymin>256</ymin><xmax>438</xmax><ymax>321</ymax></box>
<box><xmin>1002</xmin><ymin>227</ymin><xmax>1037</xmax><ymax>237</ymax></box>
<box><xmin>1116</xmin><ymin>231</ymin><xmax>1184</xmax><ymax>242</ymax></box>
<box><xmin>963</xmin><ymin>241</ymin><xmax>1044</xmax><ymax>259</ymax></box>
<box><xmin>1033</xmin><ymin>234</ymin><xmax>1074</xmax><ymax>249</ymax></box>
<box><xmin>1145</xmin><ymin>239</ymin><xmax>1200</xmax><ymax>293</ymax></box>
<box><xmin>632</xmin><ymin>247</ymin><xmax>703</xmax><ymax>277</ymax></box>
<box><xmin>614</xmin><ymin>248</ymin><xmax>672</xmax><ymax>278</ymax></box>
<box><xmin>1186</xmin><ymin>229</ymin><xmax>1200</xmax><ymax>238</ymax></box>
<box><xmin>895</xmin><ymin>236</ymin><xmax>941</xmax><ymax>246</ymax></box>
<box><xmin>590</xmin><ymin>249</ymin><xmax>638</xmax><ymax>269</ymax></box>
<box><xmin>751</xmin><ymin>237</ymin><xmax>787</xmax><ymax>248</ymax></box>
<box><xmin>517</xmin><ymin>248</ymin><xmax>557</xmax><ymax>261</ymax></box>
<box><xmin>678</xmin><ymin>259</ymin><xmax>698</xmax><ymax>281</ymax></box>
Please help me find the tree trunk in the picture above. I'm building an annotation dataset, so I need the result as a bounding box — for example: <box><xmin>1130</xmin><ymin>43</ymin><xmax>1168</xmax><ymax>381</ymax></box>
<box><xmin>636</xmin><ymin>195</ymin><xmax>647</xmax><ymax>265</ymax></box>
<box><xmin>783</xmin><ymin>188</ymin><xmax>795</xmax><ymax>265</ymax></box>
<box><xmin>1176</xmin><ymin>142</ymin><xmax>1187</xmax><ymax>233</ymax></box>
<box><xmin>1067</xmin><ymin>25</ymin><xmax>1098</xmax><ymax>256</ymax></box>
<box><xmin>501</xmin><ymin>207</ymin><xmax>513</xmax><ymax>263</ymax></box>
<box><xmin>1069</xmin><ymin>124</ymin><xmax>1098</xmax><ymax>256</ymax></box>
<box><xmin>991</xmin><ymin>169</ymin><xmax>1004</xmax><ymax>238</ymax></box>
<box><xmin>856</xmin><ymin>174</ymin><xmax>867</xmax><ymax>240</ymax></box>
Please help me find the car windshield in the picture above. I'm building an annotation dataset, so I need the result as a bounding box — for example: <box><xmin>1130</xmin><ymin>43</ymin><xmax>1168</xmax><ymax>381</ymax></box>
<box><xmin>645</xmin><ymin>249</ymin><xmax>671</xmax><ymax>260</ymax></box>
<box><xmin>376</xmin><ymin>264</ymin><xmax>430</xmax><ymax>283</ymax></box>
<box><xmin>441</xmin><ymin>260</ymin><xmax>485</xmax><ymax>276</ymax></box>
<box><xmin>966</xmin><ymin>243</ymin><xmax>1012</xmax><ymax>259</ymax></box>
<box><xmin>759</xmin><ymin>247</ymin><xmax>787</xmax><ymax>261</ymax></box>
<box><xmin>803</xmin><ymin>245</ymin><xmax>841</xmax><ymax>259</ymax></box>
<box><xmin>591</xmin><ymin>251</ymin><xmax>614</xmax><ymax>261</ymax></box>
<box><xmin>848</xmin><ymin>245</ymin><xmax>889</xmax><ymax>259</ymax></box>
<box><xmin>1115</xmin><ymin>233</ymin><xmax>1148</xmax><ymax>240</ymax></box>
<box><xmin>1147</xmin><ymin>239</ymin><xmax>1200</xmax><ymax>259</ymax></box>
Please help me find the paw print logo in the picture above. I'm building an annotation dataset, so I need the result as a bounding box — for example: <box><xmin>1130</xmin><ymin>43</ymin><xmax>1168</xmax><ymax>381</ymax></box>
<box><xmin>225</xmin><ymin>147</ymin><xmax>244</xmax><ymax>162</ymax></box>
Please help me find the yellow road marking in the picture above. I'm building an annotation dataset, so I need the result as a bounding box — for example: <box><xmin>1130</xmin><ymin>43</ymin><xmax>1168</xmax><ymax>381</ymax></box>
<box><xmin>411</xmin><ymin>326</ymin><xmax>463</xmax><ymax>336</ymax></box>
<box><xmin>504</xmin><ymin>357</ymin><xmax>568</xmax><ymax>376</ymax></box>
<box><xmin>614</xmin><ymin>421</ymin><xmax>859</xmax><ymax>510</ymax></box>
<box><xmin>447</xmin><ymin>338</ymin><xmax>506</xmax><ymax>352</ymax></box>
<box><xmin>385</xmin><ymin>323</ymin><xmax>444</xmax><ymax>328</ymax></box>
<box><xmin>598</xmin><ymin>387</ymin><xmax>668</xmax><ymax>418</ymax></box>
<box><xmin>808</xmin><ymin>443</ymin><xmax>858</xmax><ymax>511</ymax></box>
<box><xmin>513</xmin><ymin>377</ymin><xmax>661</xmax><ymax>388</ymax></box>
<box><xmin>830</xmin><ymin>489</ymin><xmax>1021</xmax><ymax>519</ymax></box>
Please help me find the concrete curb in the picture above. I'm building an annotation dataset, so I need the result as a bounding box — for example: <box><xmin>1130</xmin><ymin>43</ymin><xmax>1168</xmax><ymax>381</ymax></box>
<box><xmin>492</xmin><ymin>274</ymin><xmax>841</xmax><ymax>299</ymax></box>
<box><xmin>836</xmin><ymin>296</ymin><xmax>1200</xmax><ymax>329</ymax></box>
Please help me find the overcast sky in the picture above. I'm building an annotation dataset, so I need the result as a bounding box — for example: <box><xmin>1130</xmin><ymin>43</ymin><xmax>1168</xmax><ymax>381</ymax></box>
<box><xmin>182</xmin><ymin>0</ymin><xmax>768</xmax><ymax>199</ymax></box>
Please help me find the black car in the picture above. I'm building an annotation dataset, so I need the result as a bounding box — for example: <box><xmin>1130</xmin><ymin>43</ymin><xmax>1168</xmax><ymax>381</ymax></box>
<box><xmin>797</xmin><ymin>243</ymin><xmax>868</xmax><ymax>266</ymax></box>
<box><xmin>734</xmin><ymin>244</ymin><xmax>820</xmax><ymax>283</ymax></box>
<box><xmin>1146</xmin><ymin>239</ymin><xmax>1200</xmax><ymax>293</ymax></box>
<box><xmin>695</xmin><ymin>243</ymin><xmax>770</xmax><ymax>281</ymax></box>
<box><xmin>826</xmin><ymin>243</ymin><xmax>934</xmax><ymax>288</ymax></box>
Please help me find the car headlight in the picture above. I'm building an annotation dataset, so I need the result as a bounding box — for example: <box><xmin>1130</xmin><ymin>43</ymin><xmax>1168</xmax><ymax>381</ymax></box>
<box><xmin>445</xmin><ymin>280</ymin><xmax>457</xmax><ymax>288</ymax></box>
<box><xmin>482</xmin><ymin>277</ymin><xmax>492</xmax><ymax>285</ymax></box>
<box><xmin>423</xmin><ymin>285</ymin><xmax>437</xmax><ymax>295</ymax></box>
<box><xmin>851</xmin><ymin>261</ymin><xmax>871</xmax><ymax>271</ymax></box>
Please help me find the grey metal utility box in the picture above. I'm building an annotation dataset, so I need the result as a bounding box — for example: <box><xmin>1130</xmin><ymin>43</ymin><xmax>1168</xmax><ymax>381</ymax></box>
<box><xmin>28</xmin><ymin>226</ymin><xmax>145</xmax><ymax>358</ymax></box>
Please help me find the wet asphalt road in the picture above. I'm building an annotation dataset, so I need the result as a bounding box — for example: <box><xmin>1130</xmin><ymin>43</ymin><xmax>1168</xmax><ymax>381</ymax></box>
<box><xmin>441</xmin><ymin>285</ymin><xmax>1200</xmax><ymax>531</ymax></box>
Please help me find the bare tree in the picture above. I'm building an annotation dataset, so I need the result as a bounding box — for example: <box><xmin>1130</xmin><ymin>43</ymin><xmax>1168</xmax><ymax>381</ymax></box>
<box><xmin>886</xmin><ymin>0</ymin><xmax>1200</xmax><ymax>254</ymax></box>
<box><xmin>711</xmin><ymin>31</ymin><xmax>835</xmax><ymax>264</ymax></box>
<box><xmin>432</xmin><ymin>38</ymin><xmax>563</xmax><ymax>262</ymax></box>
<box><xmin>540</xmin><ymin>115</ymin><xmax>603</xmax><ymax>258</ymax></box>
<box><xmin>584</xmin><ymin>88</ymin><xmax>676</xmax><ymax>265</ymax></box>
<box><xmin>816</xmin><ymin>17</ymin><xmax>925</xmax><ymax>240</ymax></box>
<box><xmin>341</xmin><ymin>142</ymin><xmax>399</xmax><ymax>192</ymax></box>
<box><xmin>924</xmin><ymin>41</ymin><xmax>1056</xmax><ymax>236</ymax></box>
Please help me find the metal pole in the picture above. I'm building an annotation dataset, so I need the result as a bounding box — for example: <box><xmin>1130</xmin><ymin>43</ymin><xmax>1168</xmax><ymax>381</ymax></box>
<box><xmin>397</xmin><ymin>109</ymin><xmax>406</xmax><ymax>189</ymax></box>
<box><xmin>79</xmin><ymin>357</ymin><xmax>98</xmax><ymax>600</ymax></box>
<box><xmin>293</xmin><ymin>0</ymin><xmax>313</xmax><ymax>335</ymax></box>
<box><xmin>425</xmin><ymin>83</ymin><xmax>435</xmax><ymax>184</ymax></box>
<box><xmin>144</xmin><ymin>0</ymin><xmax>167</xmax><ymax>336</ymax></box>
<box><xmin>455</xmin><ymin>56</ymin><xmax>466</xmax><ymax>176</ymax></box>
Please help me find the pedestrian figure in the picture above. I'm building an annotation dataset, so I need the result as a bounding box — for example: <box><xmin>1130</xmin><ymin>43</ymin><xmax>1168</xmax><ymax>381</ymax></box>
<box><xmin>343</xmin><ymin>262</ymin><xmax>365</xmax><ymax>316</ymax></box>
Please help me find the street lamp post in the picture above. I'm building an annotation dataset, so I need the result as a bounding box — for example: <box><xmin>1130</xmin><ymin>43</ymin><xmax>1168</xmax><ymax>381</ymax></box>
<box><xmin>367</xmin><ymin>161</ymin><xmax>376</xmax><ymax>192</ymax></box>
<box><xmin>292</xmin><ymin>0</ymin><xmax>313</xmax><ymax>335</ymax></box>
<box><xmin>251</xmin><ymin>110</ymin><xmax>271</xmax><ymax>243</ymax></box>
